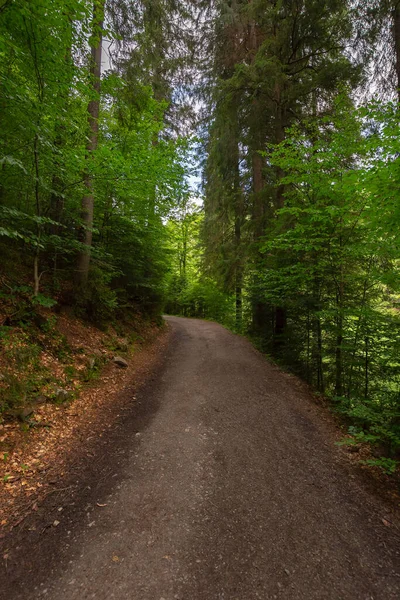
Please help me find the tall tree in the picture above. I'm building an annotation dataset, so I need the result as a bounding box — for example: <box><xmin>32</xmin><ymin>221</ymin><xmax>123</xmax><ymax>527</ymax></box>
<box><xmin>201</xmin><ymin>0</ymin><xmax>360</xmax><ymax>346</ymax></box>
<box><xmin>201</xmin><ymin>1</ymin><xmax>248</xmax><ymax>330</ymax></box>
<box><xmin>76</xmin><ymin>0</ymin><xmax>105</xmax><ymax>284</ymax></box>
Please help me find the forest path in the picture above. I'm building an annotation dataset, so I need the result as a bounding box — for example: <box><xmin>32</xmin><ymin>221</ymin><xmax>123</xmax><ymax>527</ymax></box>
<box><xmin>5</xmin><ymin>316</ymin><xmax>400</xmax><ymax>599</ymax></box>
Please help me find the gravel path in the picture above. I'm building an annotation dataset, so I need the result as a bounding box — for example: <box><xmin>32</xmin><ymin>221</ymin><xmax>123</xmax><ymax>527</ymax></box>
<box><xmin>3</xmin><ymin>316</ymin><xmax>400</xmax><ymax>600</ymax></box>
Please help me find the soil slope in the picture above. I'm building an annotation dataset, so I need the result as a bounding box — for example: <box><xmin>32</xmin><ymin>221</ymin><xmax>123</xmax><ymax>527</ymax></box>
<box><xmin>1</xmin><ymin>316</ymin><xmax>399</xmax><ymax>600</ymax></box>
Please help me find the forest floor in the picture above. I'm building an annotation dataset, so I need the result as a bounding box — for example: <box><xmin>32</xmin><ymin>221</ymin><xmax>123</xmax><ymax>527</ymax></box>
<box><xmin>0</xmin><ymin>312</ymin><xmax>167</xmax><ymax>533</ymax></box>
<box><xmin>1</xmin><ymin>316</ymin><xmax>400</xmax><ymax>600</ymax></box>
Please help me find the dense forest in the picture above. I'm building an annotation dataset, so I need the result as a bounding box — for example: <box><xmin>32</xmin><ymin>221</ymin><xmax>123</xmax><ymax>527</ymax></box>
<box><xmin>0</xmin><ymin>1</ymin><xmax>399</xmax><ymax>468</ymax></box>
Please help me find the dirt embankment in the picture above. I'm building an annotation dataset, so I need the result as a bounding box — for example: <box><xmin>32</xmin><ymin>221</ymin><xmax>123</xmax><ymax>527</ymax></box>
<box><xmin>0</xmin><ymin>312</ymin><xmax>169</xmax><ymax>535</ymax></box>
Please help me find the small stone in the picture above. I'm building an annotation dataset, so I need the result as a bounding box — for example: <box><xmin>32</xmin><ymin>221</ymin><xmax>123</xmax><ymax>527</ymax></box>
<box><xmin>113</xmin><ymin>356</ymin><xmax>128</xmax><ymax>368</ymax></box>
<box><xmin>53</xmin><ymin>520</ymin><xmax>60</xmax><ymax>527</ymax></box>
<box><xmin>17</xmin><ymin>406</ymin><xmax>34</xmax><ymax>421</ymax></box>
<box><xmin>55</xmin><ymin>388</ymin><xmax>70</xmax><ymax>402</ymax></box>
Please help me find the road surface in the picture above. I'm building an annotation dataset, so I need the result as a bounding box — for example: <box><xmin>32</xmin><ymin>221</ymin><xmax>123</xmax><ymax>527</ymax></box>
<box><xmin>3</xmin><ymin>316</ymin><xmax>400</xmax><ymax>599</ymax></box>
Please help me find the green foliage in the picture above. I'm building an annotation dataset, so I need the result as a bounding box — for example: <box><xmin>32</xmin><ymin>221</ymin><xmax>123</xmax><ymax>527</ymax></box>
<box><xmin>164</xmin><ymin>200</ymin><xmax>237</xmax><ymax>328</ymax></box>
<box><xmin>199</xmin><ymin>0</ymin><xmax>400</xmax><ymax>457</ymax></box>
<box><xmin>0</xmin><ymin>318</ymin><xmax>77</xmax><ymax>417</ymax></box>
<box><xmin>252</xmin><ymin>96</ymin><xmax>400</xmax><ymax>452</ymax></box>
<box><xmin>0</xmin><ymin>0</ymin><xmax>191</xmax><ymax>322</ymax></box>
<box><xmin>0</xmin><ymin>329</ymin><xmax>44</xmax><ymax>413</ymax></box>
<box><xmin>0</xmin><ymin>283</ymin><xmax>57</xmax><ymax>326</ymax></box>
<box><xmin>74</xmin><ymin>267</ymin><xmax>119</xmax><ymax>325</ymax></box>
<box><xmin>32</xmin><ymin>294</ymin><xmax>57</xmax><ymax>309</ymax></box>
<box><xmin>360</xmin><ymin>458</ymin><xmax>398</xmax><ymax>476</ymax></box>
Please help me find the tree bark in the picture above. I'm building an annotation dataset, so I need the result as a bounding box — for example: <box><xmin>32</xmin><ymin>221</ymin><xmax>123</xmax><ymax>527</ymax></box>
<box><xmin>316</xmin><ymin>315</ymin><xmax>324</xmax><ymax>393</ymax></box>
<box><xmin>272</xmin><ymin>83</ymin><xmax>288</xmax><ymax>349</ymax></box>
<box><xmin>335</xmin><ymin>230</ymin><xmax>344</xmax><ymax>397</ymax></box>
<box><xmin>335</xmin><ymin>321</ymin><xmax>343</xmax><ymax>396</ymax></box>
<box><xmin>76</xmin><ymin>1</ymin><xmax>104</xmax><ymax>285</ymax></box>
<box><xmin>33</xmin><ymin>133</ymin><xmax>42</xmax><ymax>296</ymax></box>
<box><xmin>394</xmin><ymin>1</ymin><xmax>400</xmax><ymax>101</ymax></box>
<box><xmin>234</xmin><ymin>141</ymin><xmax>243</xmax><ymax>332</ymax></box>
<box><xmin>249</xmin><ymin>83</ymin><xmax>268</xmax><ymax>336</ymax></box>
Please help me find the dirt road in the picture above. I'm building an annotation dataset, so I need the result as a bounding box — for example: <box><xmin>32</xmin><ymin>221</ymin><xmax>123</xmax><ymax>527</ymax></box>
<box><xmin>3</xmin><ymin>316</ymin><xmax>400</xmax><ymax>599</ymax></box>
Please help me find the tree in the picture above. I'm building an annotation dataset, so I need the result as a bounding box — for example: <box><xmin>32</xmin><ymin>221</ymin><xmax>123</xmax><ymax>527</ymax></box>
<box><xmin>262</xmin><ymin>96</ymin><xmax>400</xmax><ymax>451</ymax></box>
<box><xmin>201</xmin><ymin>0</ymin><xmax>360</xmax><ymax>346</ymax></box>
<box><xmin>0</xmin><ymin>0</ymin><xmax>190</xmax><ymax>320</ymax></box>
<box><xmin>76</xmin><ymin>0</ymin><xmax>105</xmax><ymax>284</ymax></box>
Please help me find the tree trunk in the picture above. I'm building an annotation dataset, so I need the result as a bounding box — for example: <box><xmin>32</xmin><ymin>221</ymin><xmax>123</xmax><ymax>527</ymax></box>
<box><xmin>273</xmin><ymin>84</ymin><xmax>287</xmax><ymax>349</ymax></box>
<box><xmin>76</xmin><ymin>0</ymin><xmax>104</xmax><ymax>285</ymax></box>
<box><xmin>250</xmin><ymin>99</ymin><xmax>268</xmax><ymax>336</ymax></box>
<box><xmin>394</xmin><ymin>1</ymin><xmax>400</xmax><ymax>101</ymax></box>
<box><xmin>306</xmin><ymin>311</ymin><xmax>311</xmax><ymax>382</ymax></box>
<box><xmin>234</xmin><ymin>188</ymin><xmax>243</xmax><ymax>332</ymax></box>
<box><xmin>248</xmin><ymin>11</ymin><xmax>266</xmax><ymax>238</ymax></box>
<box><xmin>364</xmin><ymin>335</ymin><xmax>369</xmax><ymax>399</ymax></box>
<box><xmin>335</xmin><ymin>263</ymin><xmax>344</xmax><ymax>397</ymax></box>
<box><xmin>316</xmin><ymin>315</ymin><xmax>324</xmax><ymax>393</ymax></box>
<box><xmin>33</xmin><ymin>133</ymin><xmax>42</xmax><ymax>296</ymax></box>
<box><xmin>233</xmin><ymin>108</ymin><xmax>243</xmax><ymax>332</ymax></box>
<box><xmin>335</xmin><ymin>323</ymin><xmax>343</xmax><ymax>396</ymax></box>
<box><xmin>235</xmin><ymin>276</ymin><xmax>243</xmax><ymax>331</ymax></box>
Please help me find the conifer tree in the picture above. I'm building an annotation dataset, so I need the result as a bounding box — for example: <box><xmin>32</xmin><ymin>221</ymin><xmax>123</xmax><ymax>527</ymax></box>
<box><xmin>202</xmin><ymin>0</ymin><xmax>361</xmax><ymax>346</ymax></box>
